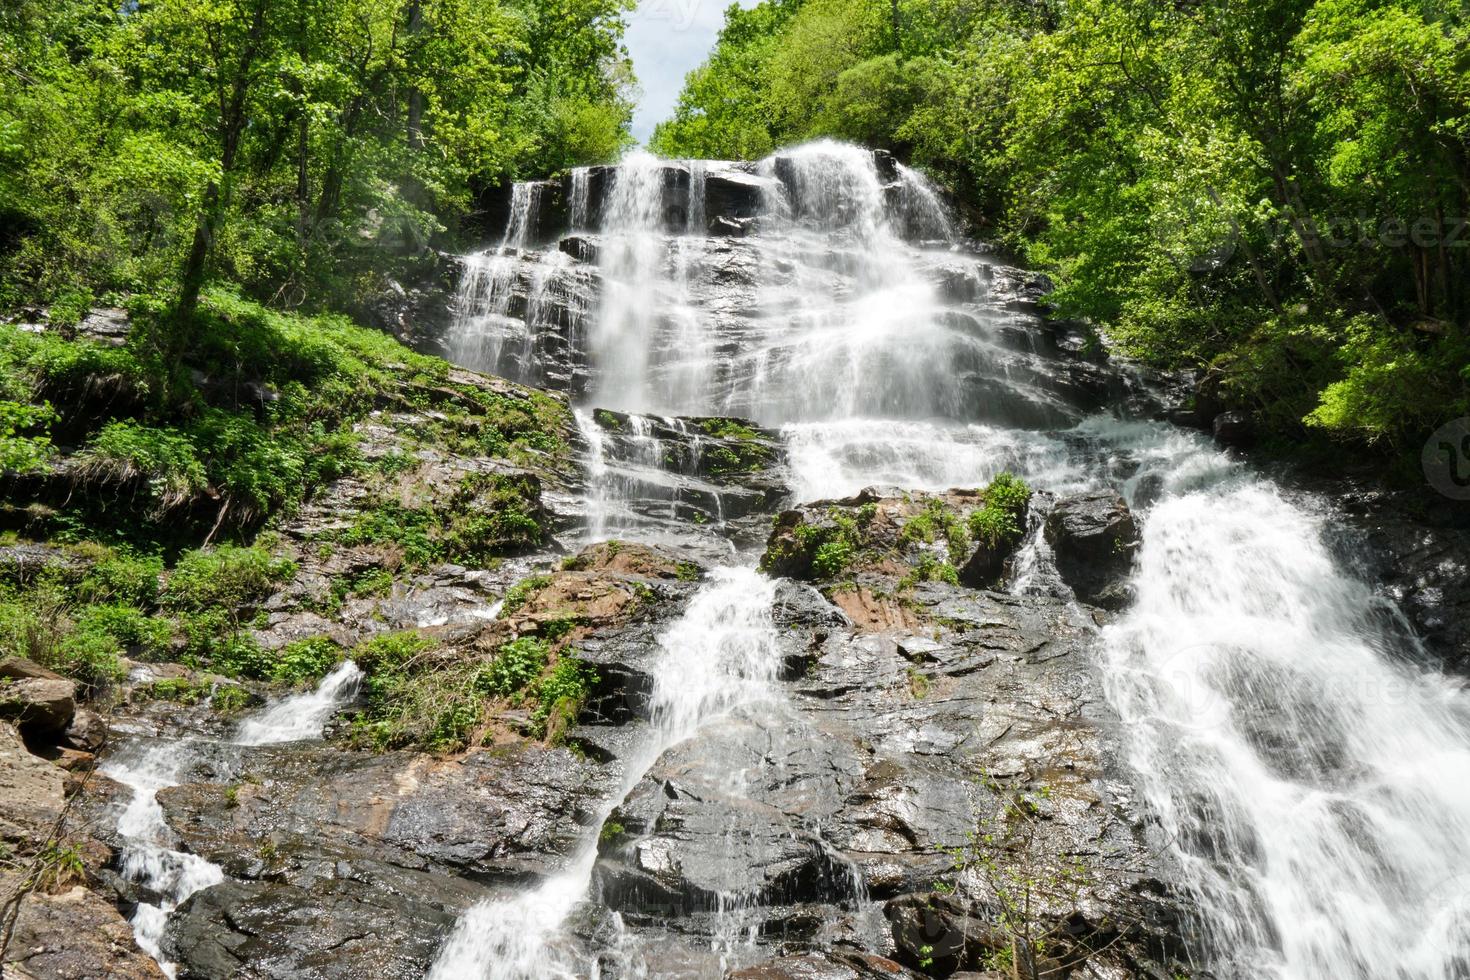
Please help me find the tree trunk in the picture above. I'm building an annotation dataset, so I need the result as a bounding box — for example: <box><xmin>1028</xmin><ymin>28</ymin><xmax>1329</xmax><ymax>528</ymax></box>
<box><xmin>175</xmin><ymin>0</ymin><xmax>271</xmax><ymax>331</ymax></box>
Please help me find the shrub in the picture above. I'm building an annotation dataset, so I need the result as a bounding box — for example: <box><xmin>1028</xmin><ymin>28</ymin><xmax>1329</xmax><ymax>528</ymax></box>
<box><xmin>271</xmin><ymin>636</ymin><xmax>342</xmax><ymax>684</ymax></box>
<box><xmin>476</xmin><ymin>637</ymin><xmax>550</xmax><ymax>698</ymax></box>
<box><xmin>163</xmin><ymin>545</ymin><xmax>296</xmax><ymax>615</ymax></box>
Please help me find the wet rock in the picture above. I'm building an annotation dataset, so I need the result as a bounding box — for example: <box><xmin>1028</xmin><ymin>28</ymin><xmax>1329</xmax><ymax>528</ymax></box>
<box><xmin>0</xmin><ymin>674</ymin><xmax>77</xmax><ymax>735</ymax></box>
<box><xmin>75</xmin><ymin>306</ymin><xmax>132</xmax><ymax>345</ymax></box>
<box><xmin>164</xmin><ymin>878</ymin><xmax>453</xmax><ymax>980</ymax></box>
<box><xmin>62</xmin><ymin>707</ymin><xmax>109</xmax><ymax>752</ymax></box>
<box><xmin>729</xmin><ymin>950</ymin><xmax>925</xmax><ymax>979</ymax></box>
<box><xmin>584</xmin><ymin>410</ymin><xmax>790</xmax><ymax>540</ymax></box>
<box><xmin>709</xmin><ymin>215</ymin><xmax>755</xmax><ymax>237</ymax></box>
<box><xmin>1045</xmin><ymin>491</ymin><xmax>1140</xmax><ymax>609</ymax></box>
<box><xmin>1211</xmin><ymin>410</ymin><xmax>1254</xmax><ymax>447</ymax></box>
<box><xmin>5</xmin><ymin>884</ymin><xmax>166</xmax><ymax>980</ymax></box>
<box><xmin>559</xmin><ymin>234</ymin><xmax>600</xmax><ymax>263</ymax></box>
<box><xmin>886</xmin><ymin>892</ymin><xmax>1005</xmax><ymax>974</ymax></box>
<box><xmin>157</xmin><ymin>740</ymin><xmax>610</xmax><ymax>886</ymax></box>
<box><xmin>705</xmin><ymin>169</ymin><xmax>772</xmax><ymax>221</ymax></box>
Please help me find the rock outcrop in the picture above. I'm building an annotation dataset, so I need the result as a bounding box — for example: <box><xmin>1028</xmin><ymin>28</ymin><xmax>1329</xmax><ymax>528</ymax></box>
<box><xmin>1044</xmin><ymin>491</ymin><xmax>1141</xmax><ymax>609</ymax></box>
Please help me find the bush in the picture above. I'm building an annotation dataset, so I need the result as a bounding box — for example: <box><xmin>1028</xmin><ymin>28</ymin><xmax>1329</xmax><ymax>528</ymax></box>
<box><xmin>74</xmin><ymin>548</ymin><xmax>163</xmax><ymax>606</ymax></box>
<box><xmin>271</xmin><ymin>636</ymin><xmax>342</xmax><ymax>684</ymax></box>
<box><xmin>476</xmin><ymin>637</ymin><xmax>550</xmax><ymax>698</ymax></box>
<box><xmin>968</xmin><ymin>473</ymin><xmax>1032</xmax><ymax>549</ymax></box>
<box><xmin>162</xmin><ymin>545</ymin><xmax>296</xmax><ymax>615</ymax></box>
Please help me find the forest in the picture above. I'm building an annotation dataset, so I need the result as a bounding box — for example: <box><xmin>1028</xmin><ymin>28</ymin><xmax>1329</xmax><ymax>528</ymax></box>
<box><xmin>3</xmin><ymin>3</ymin><xmax>1470</xmax><ymax>979</ymax></box>
<box><xmin>3</xmin><ymin>0</ymin><xmax>1468</xmax><ymax>466</ymax></box>
<box><xmin>654</xmin><ymin>0</ymin><xmax>1470</xmax><ymax>461</ymax></box>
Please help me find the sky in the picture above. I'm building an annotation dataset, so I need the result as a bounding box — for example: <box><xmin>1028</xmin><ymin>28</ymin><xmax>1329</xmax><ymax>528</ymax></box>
<box><xmin>622</xmin><ymin>0</ymin><xmax>761</xmax><ymax>144</ymax></box>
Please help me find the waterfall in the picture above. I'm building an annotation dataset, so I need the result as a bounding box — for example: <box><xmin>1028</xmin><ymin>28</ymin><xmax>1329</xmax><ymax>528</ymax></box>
<box><xmin>439</xmin><ymin>140</ymin><xmax>1470</xmax><ymax>979</ymax></box>
<box><xmin>105</xmin><ymin>739</ymin><xmax>226</xmax><ymax>977</ymax></box>
<box><xmin>235</xmin><ymin>659</ymin><xmax>363</xmax><ymax>745</ymax></box>
<box><xmin>447</xmin><ymin>182</ymin><xmax>551</xmax><ymax>380</ymax></box>
<box><xmin>569</xmin><ymin>166</ymin><xmax>592</xmax><ymax>230</ymax></box>
<box><xmin>105</xmin><ymin>666</ymin><xmax>364</xmax><ymax>975</ymax></box>
<box><xmin>1104</xmin><ymin>479</ymin><xmax>1470</xmax><ymax>980</ymax></box>
<box><xmin>427</xmin><ymin>566</ymin><xmax>784</xmax><ymax>979</ymax></box>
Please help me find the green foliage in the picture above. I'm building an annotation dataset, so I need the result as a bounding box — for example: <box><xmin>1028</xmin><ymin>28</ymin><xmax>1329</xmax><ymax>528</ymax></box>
<box><xmin>812</xmin><ymin>538</ymin><xmax>856</xmax><ymax>579</ymax></box>
<box><xmin>346</xmin><ymin>629</ymin><xmax>590</xmax><ymax>752</ymax></box>
<box><xmin>0</xmin><ymin>399</ymin><xmax>57</xmax><ymax>473</ymax></box>
<box><xmin>163</xmin><ymin>546</ymin><xmax>296</xmax><ymax>615</ymax></box>
<box><xmin>899</xmin><ymin>498</ymin><xmax>968</xmax><ymax>558</ymax></box>
<box><xmin>0</xmin><ymin>0</ymin><xmax>635</xmax><ymax>311</ymax></box>
<box><xmin>271</xmin><ymin>637</ymin><xmax>343</xmax><ymax>684</ymax></box>
<box><xmin>501</xmin><ymin>575</ymin><xmax>552</xmax><ymax>616</ymax></box>
<box><xmin>336</xmin><ymin>472</ymin><xmax>543</xmax><ymax>569</ymax></box>
<box><xmin>899</xmin><ymin>552</ymin><xmax>960</xmax><ymax>590</ymax></box>
<box><xmin>660</xmin><ymin>0</ymin><xmax>1470</xmax><ymax>462</ymax></box>
<box><xmin>534</xmin><ymin>653</ymin><xmax>596</xmax><ymax>741</ymax></box>
<box><xmin>969</xmin><ymin>473</ymin><xmax>1032</xmax><ymax>550</ymax></box>
<box><xmin>477</xmin><ymin>637</ymin><xmax>551</xmax><ymax>698</ymax></box>
<box><xmin>210</xmin><ymin>683</ymin><xmax>251</xmax><ymax>714</ymax></box>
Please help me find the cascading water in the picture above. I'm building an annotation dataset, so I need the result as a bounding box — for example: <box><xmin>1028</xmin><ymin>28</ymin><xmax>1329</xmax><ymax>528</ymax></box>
<box><xmin>427</xmin><ymin>566</ymin><xmax>784</xmax><ymax>979</ymax></box>
<box><xmin>1105</xmin><ymin>478</ymin><xmax>1470</xmax><ymax>980</ymax></box>
<box><xmin>235</xmin><ymin>659</ymin><xmax>363</xmax><ymax>746</ymax></box>
<box><xmin>439</xmin><ymin>139</ymin><xmax>1470</xmax><ymax>979</ymax></box>
<box><xmin>105</xmin><ymin>665</ymin><xmax>365</xmax><ymax>976</ymax></box>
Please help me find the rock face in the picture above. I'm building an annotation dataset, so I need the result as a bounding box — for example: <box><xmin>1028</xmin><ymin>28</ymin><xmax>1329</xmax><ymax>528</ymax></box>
<box><xmin>0</xmin><ymin>661</ymin><xmax>77</xmax><ymax>735</ymax></box>
<box><xmin>582</xmin><ymin>409</ymin><xmax>791</xmax><ymax>545</ymax></box>
<box><xmin>584</xmin><ymin>498</ymin><xmax>1190</xmax><ymax>976</ymax></box>
<box><xmin>1045</xmin><ymin>491</ymin><xmax>1141</xmax><ymax>609</ymax></box>
<box><xmin>148</xmin><ymin>742</ymin><xmax>609</xmax><ymax>978</ymax></box>
<box><xmin>0</xmin><ymin>722</ymin><xmax>164</xmax><ymax>980</ymax></box>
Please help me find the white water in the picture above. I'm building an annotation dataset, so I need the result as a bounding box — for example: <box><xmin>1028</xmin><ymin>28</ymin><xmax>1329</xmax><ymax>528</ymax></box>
<box><xmin>443</xmin><ymin>140</ymin><xmax>1470</xmax><ymax>978</ymax></box>
<box><xmin>1105</xmin><ymin>478</ymin><xmax>1470</xmax><ymax>980</ymax></box>
<box><xmin>428</xmin><ymin>566</ymin><xmax>784</xmax><ymax>979</ymax></box>
<box><xmin>235</xmin><ymin>659</ymin><xmax>363</xmax><ymax>746</ymax></box>
<box><xmin>105</xmin><ymin>739</ymin><xmax>226</xmax><ymax>977</ymax></box>
<box><xmin>105</xmin><ymin>665</ymin><xmax>363</xmax><ymax>974</ymax></box>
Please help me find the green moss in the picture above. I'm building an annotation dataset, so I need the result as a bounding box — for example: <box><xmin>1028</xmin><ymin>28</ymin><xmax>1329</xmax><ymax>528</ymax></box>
<box><xmin>698</xmin><ymin>417</ymin><xmax>760</xmax><ymax>440</ymax></box>
<box><xmin>501</xmin><ymin>575</ymin><xmax>552</xmax><ymax>616</ymax></box>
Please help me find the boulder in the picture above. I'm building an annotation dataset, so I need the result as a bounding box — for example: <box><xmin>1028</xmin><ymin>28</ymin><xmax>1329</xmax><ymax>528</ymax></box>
<box><xmin>885</xmin><ymin>892</ymin><xmax>1005</xmax><ymax>974</ymax></box>
<box><xmin>1044</xmin><ymin>491</ymin><xmax>1140</xmax><ymax>609</ymax></box>
<box><xmin>0</xmin><ymin>675</ymin><xmax>77</xmax><ymax>735</ymax></box>
<box><xmin>164</xmin><ymin>879</ymin><xmax>453</xmax><ymax>980</ymax></box>
<box><xmin>63</xmin><ymin>707</ymin><xmax>109</xmax><ymax>752</ymax></box>
<box><xmin>4</xmin><ymin>884</ymin><xmax>167</xmax><ymax>980</ymax></box>
<box><xmin>0</xmin><ymin>657</ymin><xmax>66</xmax><ymax>681</ymax></box>
<box><xmin>0</xmin><ymin>720</ymin><xmax>64</xmax><ymax>840</ymax></box>
<box><xmin>1211</xmin><ymin>410</ymin><xmax>1254</xmax><ymax>447</ymax></box>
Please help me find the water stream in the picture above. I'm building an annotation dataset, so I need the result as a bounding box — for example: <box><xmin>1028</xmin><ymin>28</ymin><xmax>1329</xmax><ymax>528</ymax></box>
<box><xmin>105</xmin><ymin>664</ymin><xmax>364</xmax><ymax>976</ymax></box>
<box><xmin>434</xmin><ymin>140</ymin><xmax>1470</xmax><ymax>978</ymax></box>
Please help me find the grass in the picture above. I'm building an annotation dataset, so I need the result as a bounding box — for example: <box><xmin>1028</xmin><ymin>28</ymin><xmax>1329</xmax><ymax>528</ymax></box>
<box><xmin>345</xmin><ymin>628</ymin><xmax>597</xmax><ymax>752</ymax></box>
<box><xmin>0</xmin><ymin>285</ymin><xmax>568</xmax><ymax>543</ymax></box>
